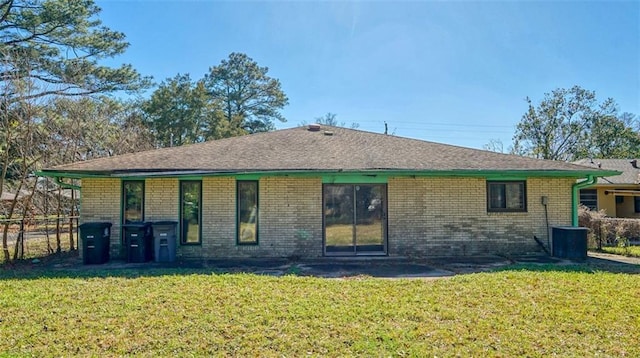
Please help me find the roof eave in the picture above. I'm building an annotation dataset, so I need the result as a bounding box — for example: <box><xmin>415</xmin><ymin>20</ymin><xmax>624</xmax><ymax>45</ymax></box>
<box><xmin>36</xmin><ymin>168</ymin><xmax>622</xmax><ymax>179</ymax></box>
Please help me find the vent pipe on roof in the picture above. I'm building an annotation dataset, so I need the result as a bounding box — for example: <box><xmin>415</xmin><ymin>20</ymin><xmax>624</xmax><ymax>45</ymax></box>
<box><xmin>631</xmin><ymin>159</ymin><xmax>638</xmax><ymax>169</ymax></box>
<box><xmin>307</xmin><ymin>124</ymin><xmax>321</xmax><ymax>132</ymax></box>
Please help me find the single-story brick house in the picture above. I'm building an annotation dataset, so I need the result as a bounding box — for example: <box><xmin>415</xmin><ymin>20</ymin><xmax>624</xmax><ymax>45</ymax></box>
<box><xmin>573</xmin><ymin>159</ymin><xmax>640</xmax><ymax>218</ymax></box>
<box><xmin>40</xmin><ymin>125</ymin><xmax>618</xmax><ymax>259</ymax></box>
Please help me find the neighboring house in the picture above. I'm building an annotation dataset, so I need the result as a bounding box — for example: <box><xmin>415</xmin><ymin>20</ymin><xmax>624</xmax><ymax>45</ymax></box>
<box><xmin>1</xmin><ymin>184</ymin><xmax>79</xmax><ymax>217</ymax></box>
<box><xmin>39</xmin><ymin>125</ymin><xmax>617</xmax><ymax>259</ymax></box>
<box><xmin>1</xmin><ymin>189</ymin><xmax>31</xmax><ymax>216</ymax></box>
<box><xmin>573</xmin><ymin>159</ymin><xmax>640</xmax><ymax>218</ymax></box>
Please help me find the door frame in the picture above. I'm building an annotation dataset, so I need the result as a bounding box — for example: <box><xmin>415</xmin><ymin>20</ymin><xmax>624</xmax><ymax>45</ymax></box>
<box><xmin>322</xmin><ymin>183</ymin><xmax>388</xmax><ymax>256</ymax></box>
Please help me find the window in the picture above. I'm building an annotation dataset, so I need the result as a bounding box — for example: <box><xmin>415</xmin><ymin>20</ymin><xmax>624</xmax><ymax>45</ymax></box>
<box><xmin>180</xmin><ymin>181</ymin><xmax>202</xmax><ymax>244</ymax></box>
<box><xmin>579</xmin><ymin>189</ymin><xmax>598</xmax><ymax>210</ymax></box>
<box><xmin>487</xmin><ymin>181</ymin><xmax>526</xmax><ymax>212</ymax></box>
<box><xmin>122</xmin><ymin>180</ymin><xmax>144</xmax><ymax>223</ymax></box>
<box><xmin>635</xmin><ymin>197</ymin><xmax>640</xmax><ymax>213</ymax></box>
<box><xmin>237</xmin><ymin>181</ymin><xmax>258</xmax><ymax>245</ymax></box>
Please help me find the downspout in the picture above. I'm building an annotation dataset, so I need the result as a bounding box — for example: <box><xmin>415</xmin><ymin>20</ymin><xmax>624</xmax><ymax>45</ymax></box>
<box><xmin>571</xmin><ymin>175</ymin><xmax>596</xmax><ymax>226</ymax></box>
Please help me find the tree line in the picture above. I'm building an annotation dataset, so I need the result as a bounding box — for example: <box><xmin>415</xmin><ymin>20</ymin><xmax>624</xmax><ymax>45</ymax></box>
<box><xmin>0</xmin><ymin>0</ymin><xmax>289</xmax><ymax>261</ymax></box>
<box><xmin>485</xmin><ymin>86</ymin><xmax>639</xmax><ymax>160</ymax></box>
<box><xmin>142</xmin><ymin>53</ymin><xmax>288</xmax><ymax>147</ymax></box>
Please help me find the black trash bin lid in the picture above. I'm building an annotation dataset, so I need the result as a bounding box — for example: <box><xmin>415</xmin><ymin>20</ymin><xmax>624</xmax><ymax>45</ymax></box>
<box><xmin>152</xmin><ymin>221</ymin><xmax>179</xmax><ymax>226</ymax></box>
<box><xmin>122</xmin><ymin>222</ymin><xmax>151</xmax><ymax>228</ymax></box>
<box><xmin>79</xmin><ymin>222</ymin><xmax>112</xmax><ymax>229</ymax></box>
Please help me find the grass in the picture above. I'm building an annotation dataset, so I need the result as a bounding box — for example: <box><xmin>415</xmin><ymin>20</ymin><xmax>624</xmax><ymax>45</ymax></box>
<box><xmin>599</xmin><ymin>245</ymin><xmax>640</xmax><ymax>258</ymax></box>
<box><xmin>0</xmin><ymin>268</ymin><xmax>638</xmax><ymax>356</ymax></box>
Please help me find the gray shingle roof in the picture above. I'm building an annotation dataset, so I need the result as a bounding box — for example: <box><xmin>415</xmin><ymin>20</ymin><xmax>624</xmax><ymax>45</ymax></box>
<box><xmin>573</xmin><ymin>159</ymin><xmax>640</xmax><ymax>185</ymax></box>
<box><xmin>44</xmin><ymin>126</ymin><xmax>614</xmax><ymax>176</ymax></box>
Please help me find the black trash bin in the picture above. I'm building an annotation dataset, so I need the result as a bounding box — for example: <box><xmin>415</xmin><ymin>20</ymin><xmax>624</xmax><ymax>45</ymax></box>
<box><xmin>152</xmin><ymin>221</ymin><xmax>178</xmax><ymax>262</ymax></box>
<box><xmin>123</xmin><ymin>222</ymin><xmax>153</xmax><ymax>263</ymax></box>
<box><xmin>552</xmin><ymin>226</ymin><xmax>588</xmax><ymax>260</ymax></box>
<box><xmin>79</xmin><ymin>222</ymin><xmax>112</xmax><ymax>265</ymax></box>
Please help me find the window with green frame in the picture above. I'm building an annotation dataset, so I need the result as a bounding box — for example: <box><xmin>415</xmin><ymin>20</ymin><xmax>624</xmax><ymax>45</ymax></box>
<box><xmin>122</xmin><ymin>180</ymin><xmax>144</xmax><ymax>224</ymax></box>
<box><xmin>237</xmin><ymin>181</ymin><xmax>258</xmax><ymax>245</ymax></box>
<box><xmin>487</xmin><ymin>181</ymin><xmax>527</xmax><ymax>212</ymax></box>
<box><xmin>180</xmin><ymin>181</ymin><xmax>202</xmax><ymax>245</ymax></box>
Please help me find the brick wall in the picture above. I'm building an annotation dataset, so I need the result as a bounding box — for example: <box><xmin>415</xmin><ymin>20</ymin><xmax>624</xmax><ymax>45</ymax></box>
<box><xmin>140</xmin><ymin>177</ymin><xmax>324</xmax><ymax>259</ymax></box>
<box><xmin>387</xmin><ymin>177</ymin><xmax>574</xmax><ymax>257</ymax></box>
<box><xmin>182</xmin><ymin>177</ymin><xmax>323</xmax><ymax>259</ymax></box>
<box><xmin>144</xmin><ymin>178</ymin><xmax>178</xmax><ymax>221</ymax></box>
<box><xmin>258</xmin><ymin>177</ymin><xmax>323</xmax><ymax>258</ymax></box>
<box><xmin>180</xmin><ymin>177</ymin><xmax>235</xmax><ymax>259</ymax></box>
<box><xmin>79</xmin><ymin>178</ymin><xmax>121</xmax><ymax>259</ymax></box>
<box><xmin>79</xmin><ymin>175</ymin><xmax>574</xmax><ymax>259</ymax></box>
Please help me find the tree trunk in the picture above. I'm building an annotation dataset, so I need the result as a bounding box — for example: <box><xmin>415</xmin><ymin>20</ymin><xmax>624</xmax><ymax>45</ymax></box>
<box><xmin>13</xmin><ymin>220</ymin><xmax>24</xmax><ymax>260</ymax></box>
<box><xmin>1</xmin><ymin>224</ymin><xmax>10</xmax><ymax>263</ymax></box>
<box><xmin>14</xmin><ymin>179</ymin><xmax>37</xmax><ymax>260</ymax></box>
<box><xmin>2</xmin><ymin>169</ymin><xmax>27</xmax><ymax>263</ymax></box>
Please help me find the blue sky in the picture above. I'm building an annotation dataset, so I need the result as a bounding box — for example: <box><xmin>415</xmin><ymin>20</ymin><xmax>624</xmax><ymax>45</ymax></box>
<box><xmin>97</xmin><ymin>0</ymin><xmax>639</xmax><ymax>150</ymax></box>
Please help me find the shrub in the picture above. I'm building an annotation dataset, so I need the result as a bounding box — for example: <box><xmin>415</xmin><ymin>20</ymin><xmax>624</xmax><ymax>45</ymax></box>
<box><xmin>578</xmin><ymin>205</ymin><xmax>640</xmax><ymax>249</ymax></box>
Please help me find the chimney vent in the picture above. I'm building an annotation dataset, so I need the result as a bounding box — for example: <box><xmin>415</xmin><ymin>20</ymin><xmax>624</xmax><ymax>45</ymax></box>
<box><xmin>323</xmin><ymin>130</ymin><xmax>334</xmax><ymax>136</ymax></box>
<box><xmin>631</xmin><ymin>159</ymin><xmax>638</xmax><ymax>169</ymax></box>
<box><xmin>307</xmin><ymin>124</ymin><xmax>321</xmax><ymax>132</ymax></box>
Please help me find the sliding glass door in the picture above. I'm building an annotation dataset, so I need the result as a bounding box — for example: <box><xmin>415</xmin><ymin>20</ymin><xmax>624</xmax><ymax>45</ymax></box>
<box><xmin>324</xmin><ymin>184</ymin><xmax>386</xmax><ymax>255</ymax></box>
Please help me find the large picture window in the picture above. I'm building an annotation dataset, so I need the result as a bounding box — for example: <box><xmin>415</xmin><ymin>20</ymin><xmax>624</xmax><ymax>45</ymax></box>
<box><xmin>487</xmin><ymin>181</ymin><xmax>527</xmax><ymax>212</ymax></box>
<box><xmin>122</xmin><ymin>180</ymin><xmax>144</xmax><ymax>223</ymax></box>
<box><xmin>237</xmin><ymin>181</ymin><xmax>258</xmax><ymax>245</ymax></box>
<box><xmin>180</xmin><ymin>181</ymin><xmax>202</xmax><ymax>245</ymax></box>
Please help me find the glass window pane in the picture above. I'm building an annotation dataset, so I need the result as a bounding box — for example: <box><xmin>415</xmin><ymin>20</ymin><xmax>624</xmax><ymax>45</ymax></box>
<box><xmin>237</xmin><ymin>181</ymin><xmax>258</xmax><ymax>244</ymax></box>
<box><xmin>355</xmin><ymin>185</ymin><xmax>384</xmax><ymax>252</ymax></box>
<box><xmin>489</xmin><ymin>184</ymin><xmax>506</xmax><ymax>209</ymax></box>
<box><xmin>505</xmin><ymin>183</ymin><xmax>524</xmax><ymax>209</ymax></box>
<box><xmin>635</xmin><ymin>197</ymin><xmax>640</xmax><ymax>213</ymax></box>
<box><xmin>579</xmin><ymin>189</ymin><xmax>598</xmax><ymax>210</ymax></box>
<box><xmin>324</xmin><ymin>185</ymin><xmax>355</xmax><ymax>252</ymax></box>
<box><xmin>487</xmin><ymin>181</ymin><xmax>526</xmax><ymax>212</ymax></box>
<box><xmin>123</xmin><ymin>181</ymin><xmax>144</xmax><ymax>223</ymax></box>
<box><xmin>181</xmin><ymin>181</ymin><xmax>201</xmax><ymax>244</ymax></box>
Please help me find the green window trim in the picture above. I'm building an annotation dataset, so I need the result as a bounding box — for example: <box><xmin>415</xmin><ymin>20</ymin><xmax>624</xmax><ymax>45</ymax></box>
<box><xmin>487</xmin><ymin>180</ymin><xmax>527</xmax><ymax>213</ymax></box>
<box><xmin>180</xmin><ymin>180</ymin><xmax>202</xmax><ymax>245</ymax></box>
<box><xmin>237</xmin><ymin>180</ymin><xmax>259</xmax><ymax>245</ymax></box>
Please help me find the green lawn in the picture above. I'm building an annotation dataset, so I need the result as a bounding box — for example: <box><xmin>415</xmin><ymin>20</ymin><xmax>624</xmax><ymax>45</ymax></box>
<box><xmin>0</xmin><ymin>268</ymin><xmax>638</xmax><ymax>356</ymax></box>
<box><xmin>599</xmin><ymin>245</ymin><xmax>640</xmax><ymax>258</ymax></box>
